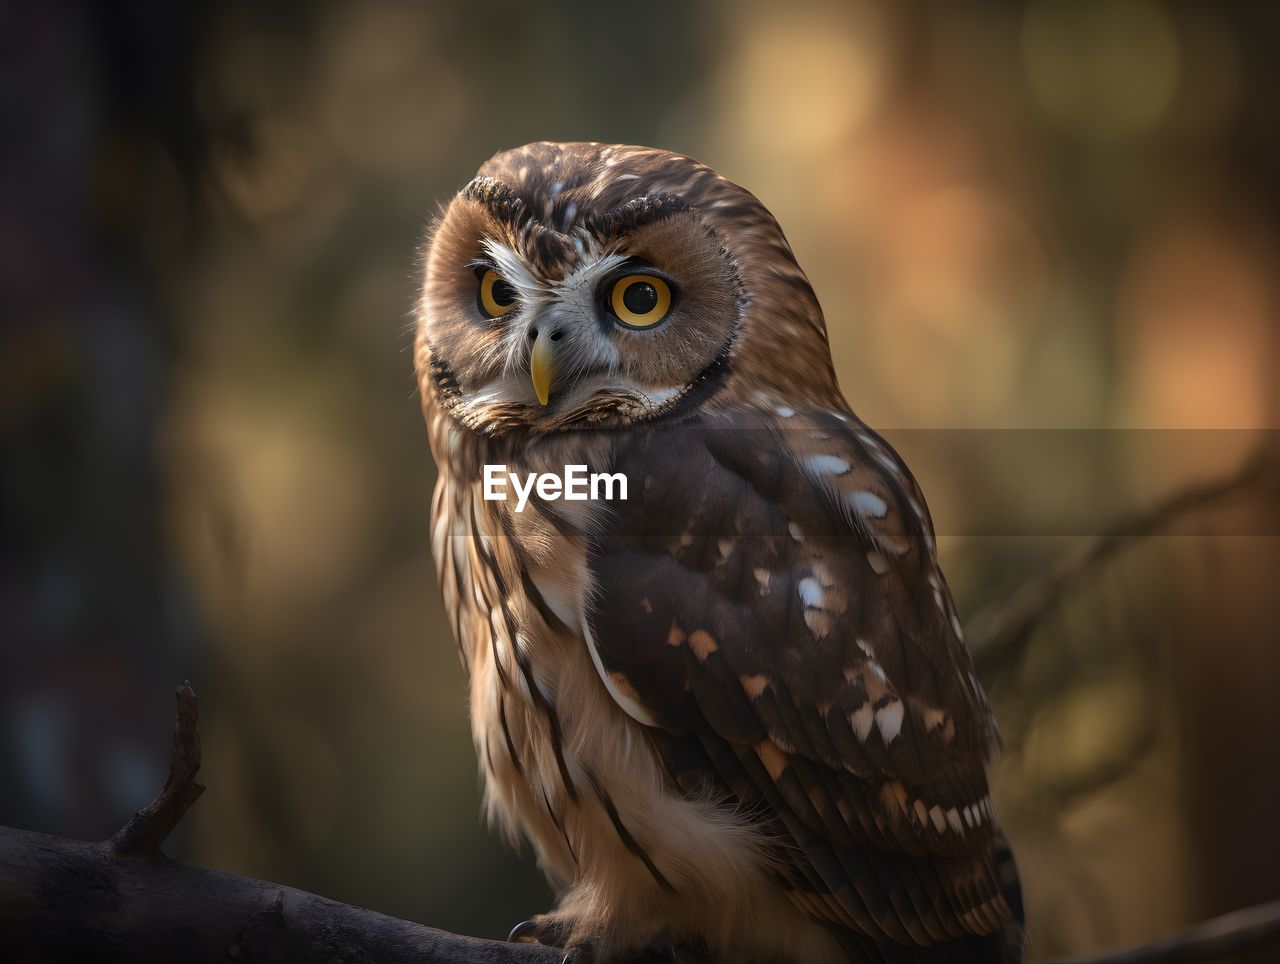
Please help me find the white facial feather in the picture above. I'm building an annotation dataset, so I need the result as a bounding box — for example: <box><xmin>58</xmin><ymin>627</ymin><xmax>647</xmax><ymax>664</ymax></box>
<box><xmin>554</xmin><ymin>241</ymin><xmax>628</xmax><ymax>297</ymax></box>
<box><xmin>480</xmin><ymin>239</ymin><xmax>546</xmax><ymax>308</ymax></box>
<box><xmin>472</xmin><ymin>239</ymin><xmax>635</xmax><ymax>406</ymax></box>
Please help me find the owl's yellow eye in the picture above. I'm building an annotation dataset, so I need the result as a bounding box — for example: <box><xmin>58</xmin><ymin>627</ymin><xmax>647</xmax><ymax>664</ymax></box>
<box><xmin>478</xmin><ymin>268</ymin><xmax>517</xmax><ymax>317</ymax></box>
<box><xmin>608</xmin><ymin>274</ymin><xmax>672</xmax><ymax>328</ymax></box>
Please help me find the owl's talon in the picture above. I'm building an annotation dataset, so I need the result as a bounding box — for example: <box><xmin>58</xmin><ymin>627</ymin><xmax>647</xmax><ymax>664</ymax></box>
<box><xmin>507</xmin><ymin>919</ymin><xmax>540</xmax><ymax>943</ymax></box>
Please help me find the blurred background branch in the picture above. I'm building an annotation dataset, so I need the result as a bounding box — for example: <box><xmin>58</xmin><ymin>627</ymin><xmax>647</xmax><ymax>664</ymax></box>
<box><xmin>971</xmin><ymin>443</ymin><xmax>1275</xmax><ymax>679</ymax></box>
<box><xmin>1048</xmin><ymin>899</ymin><xmax>1280</xmax><ymax>964</ymax></box>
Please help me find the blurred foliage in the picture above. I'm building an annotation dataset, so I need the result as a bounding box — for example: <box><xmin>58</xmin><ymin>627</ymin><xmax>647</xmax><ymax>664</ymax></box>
<box><xmin>2</xmin><ymin>0</ymin><xmax>1279</xmax><ymax>958</ymax></box>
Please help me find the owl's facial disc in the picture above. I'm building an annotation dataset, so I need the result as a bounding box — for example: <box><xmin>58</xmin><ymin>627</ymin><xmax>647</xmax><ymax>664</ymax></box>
<box><xmin>421</xmin><ymin>185</ymin><xmax>742</xmax><ymax>433</ymax></box>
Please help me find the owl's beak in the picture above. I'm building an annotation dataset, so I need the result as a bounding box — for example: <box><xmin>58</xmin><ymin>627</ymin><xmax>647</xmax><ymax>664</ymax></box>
<box><xmin>530</xmin><ymin>330</ymin><xmax>556</xmax><ymax>406</ymax></box>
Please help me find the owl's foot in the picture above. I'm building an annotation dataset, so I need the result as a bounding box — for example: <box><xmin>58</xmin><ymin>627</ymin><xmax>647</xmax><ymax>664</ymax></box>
<box><xmin>506</xmin><ymin>915</ymin><xmax>588</xmax><ymax>962</ymax></box>
<box><xmin>508</xmin><ymin>914</ymin><xmax>569</xmax><ymax>947</ymax></box>
<box><xmin>507</xmin><ymin>919</ymin><xmax>543</xmax><ymax>943</ymax></box>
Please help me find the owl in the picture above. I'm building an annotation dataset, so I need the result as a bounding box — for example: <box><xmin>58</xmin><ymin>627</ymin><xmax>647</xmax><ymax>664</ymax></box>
<box><xmin>415</xmin><ymin>142</ymin><xmax>1024</xmax><ymax>964</ymax></box>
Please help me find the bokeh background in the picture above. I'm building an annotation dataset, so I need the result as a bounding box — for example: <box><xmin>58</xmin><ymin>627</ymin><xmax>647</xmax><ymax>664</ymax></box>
<box><xmin>3</xmin><ymin>1</ymin><xmax>1279</xmax><ymax>959</ymax></box>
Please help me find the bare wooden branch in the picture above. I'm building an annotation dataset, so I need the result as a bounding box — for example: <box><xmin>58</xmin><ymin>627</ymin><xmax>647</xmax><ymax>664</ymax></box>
<box><xmin>0</xmin><ymin>824</ymin><xmax>562</xmax><ymax>963</ymax></box>
<box><xmin>0</xmin><ymin>682</ymin><xmax>561</xmax><ymax>963</ymax></box>
<box><xmin>109</xmin><ymin>680</ymin><xmax>204</xmax><ymax>855</ymax></box>
<box><xmin>972</xmin><ymin>444</ymin><xmax>1273</xmax><ymax>677</ymax></box>
<box><xmin>3</xmin><ymin>677</ymin><xmax>1279</xmax><ymax>963</ymax></box>
<box><xmin>1046</xmin><ymin>897</ymin><xmax>1280</xmax><ymax>964</ymax></box>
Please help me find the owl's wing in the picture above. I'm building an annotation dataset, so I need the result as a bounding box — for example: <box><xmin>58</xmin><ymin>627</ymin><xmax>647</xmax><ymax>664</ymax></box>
<box><xmin>585</xmin><ymin>407</ymin><xmax>1016</xmax><ymax>951</ymax></box>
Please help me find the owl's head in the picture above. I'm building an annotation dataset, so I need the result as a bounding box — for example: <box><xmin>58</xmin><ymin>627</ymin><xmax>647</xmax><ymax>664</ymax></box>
<box><xmin>417</xmin><ymin>142</ymin><xmax>839</xmax><ymax>435</ymax></box>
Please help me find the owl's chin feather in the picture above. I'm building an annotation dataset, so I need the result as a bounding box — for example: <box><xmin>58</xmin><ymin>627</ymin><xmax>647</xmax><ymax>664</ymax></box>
<box><xmin>432</xmin><ymin>346</ymin><xmax>734</xmax><ymax>436</ymax></box>
<box><xmin>453</xmin><ymin>383</ymin><xmax>685</xmax><ymax>436</ymax></box>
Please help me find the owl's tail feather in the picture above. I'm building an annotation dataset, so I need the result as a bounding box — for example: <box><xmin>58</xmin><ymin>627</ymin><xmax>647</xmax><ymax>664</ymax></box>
<box><xmin>992</xmin><ymin>829</ymin><xmax>1027</xmax><ymax>964</ymax></box>
<box><xmin>830</xmin><ymin>830</ymin><xmax>1026</xmax><ymax>964</ymax></box>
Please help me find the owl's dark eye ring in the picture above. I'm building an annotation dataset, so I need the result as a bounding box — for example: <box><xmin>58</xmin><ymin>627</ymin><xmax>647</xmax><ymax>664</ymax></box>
<box><xmin>607</xmin><ymin>274</ymin><xmax>673</xmax><ymax>329</ymax></box>
<box><xmin>477</xmin><ymin>268</ymin><xmax>517</xmax><ymax>317</ymax></box>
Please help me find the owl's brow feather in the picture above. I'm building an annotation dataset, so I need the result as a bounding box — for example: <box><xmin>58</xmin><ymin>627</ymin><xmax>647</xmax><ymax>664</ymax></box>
<box><xmin>460</xmin><ymin>176</ymin><xmax>532</xmax><ymax>230</ymax></box>
<box><xmin>578</xmin><ymin>193</ymin><xmax>690</xmax><ymax>238</ymax></box>
<box><xmin>462</xmin><ymin>173</ymin><xmax>689</xmax><ymax>244</ymax></box>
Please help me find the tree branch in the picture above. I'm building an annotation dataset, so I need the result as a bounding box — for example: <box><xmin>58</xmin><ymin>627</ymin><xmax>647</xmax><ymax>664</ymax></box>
<box><xmin>109</xmin><ymin>681</ymin><xmax>204</xmax><ymax>855</ymax></box>
<box><xmin>1045</xmin><ymin>897</ymin><xmax>1280</xmax><ymax>964</ymax></box>
<box><xmin>2</xmin><ymin>684</ymin><xmax>1278</xmax><ymax>963</ymax></box>
<box><xmin>0</xmin><ymin>683</ymin><xmax>560</xmax><ymax>964</ymax></box>
<box><xmin>972</xmin><ymin>444</ymin><xmax>1274</xmax><ymax>678</ymax></box>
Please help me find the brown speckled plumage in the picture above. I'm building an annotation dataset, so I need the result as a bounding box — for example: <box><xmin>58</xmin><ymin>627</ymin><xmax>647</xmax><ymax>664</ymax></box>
<box><xmin>415</xmin><ymin>142</ymin><xmax>1024</xmax><ymax>963</ymax></box>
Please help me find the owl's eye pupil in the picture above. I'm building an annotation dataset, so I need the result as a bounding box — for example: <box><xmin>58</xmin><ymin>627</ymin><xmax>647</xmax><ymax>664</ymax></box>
<box><xmin>491</xmin><ymin>279</ymin><xmax>516</xmax><ymax>307</ymax></box>
<box><xmin>621</xmin><ymin>281</ymin><xmax>658</xmax><ymax>315</ymax></box>
<box><xmin>478</xmin><ymin>267</ymin><xmax>517</xmax><ymax>317</ymax></box>
<box><xmin>608</xmin><ymin>273</ymin><xmax>672</xmax><ymax>329</ymax></box>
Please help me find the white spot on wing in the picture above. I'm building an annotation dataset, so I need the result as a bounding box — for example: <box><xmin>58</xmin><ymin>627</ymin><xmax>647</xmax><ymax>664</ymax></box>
<box><xmin>851</xmin><ymin>703</ymin><xmax>874</xmax><ymax>742</ymax></box>
<box><xmin>849</xmin><ymin>491</ymin><xmax>888</xmax><ymax>519</ymax></box>
<box><xmin>876</xmin><ymin>700</ymin><xmax>904</xmax><ymax>743</ymax></box>
<box><xmin>806</xmin><ymin>454</ymin><xmax>851</xmax><ymax>477</ymax></box>
<box><xmin>803</xmin><ymin>608</ymin><xmax>831</xmax><ymax>639</ymax></box>
<box><xmin>929</xmin><ymin>805</ymin><xmax>946</xmax><ymax>833</ymax></box>
<box><xmin>873</xmin><ymin>450</ymin><xmax>899</xmax><ymax>474</ymax></box>
<box><xmin>797</xmin><ymin>577</ymin><xmax>824</xmax><ymax>608</ymax></box>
